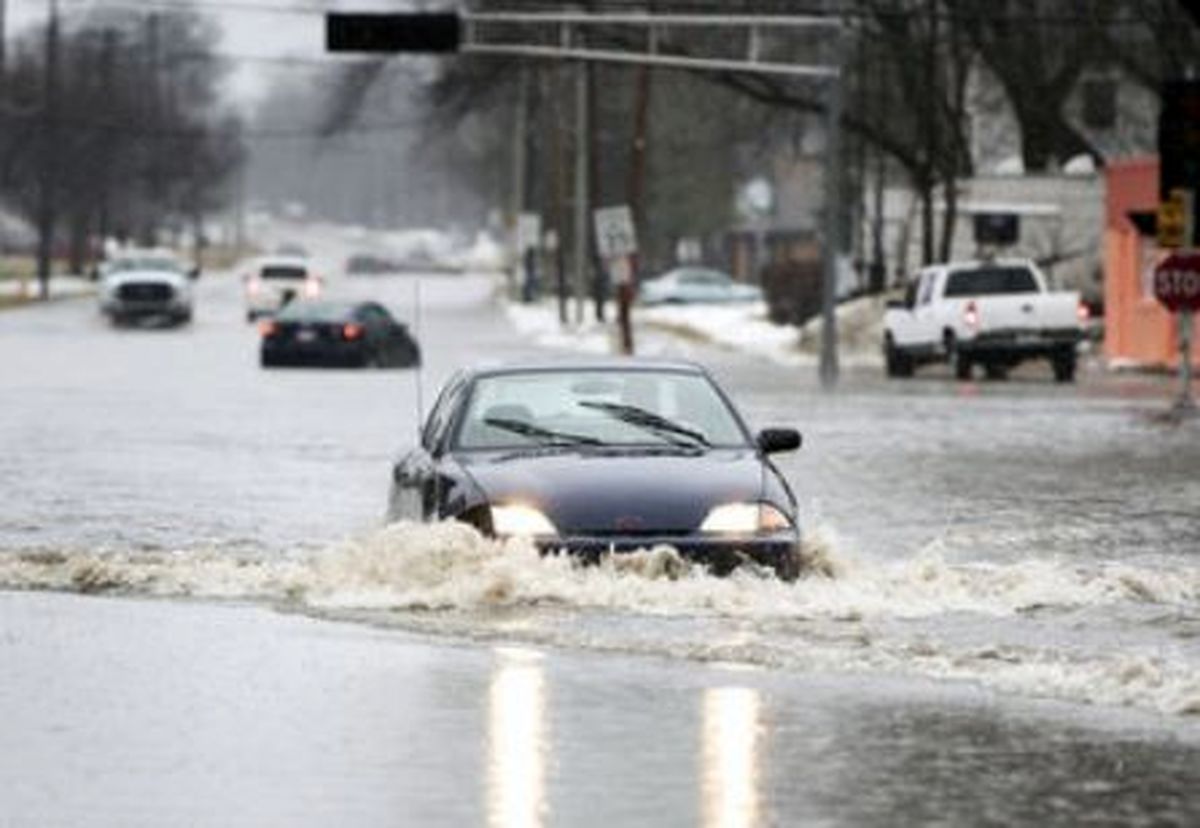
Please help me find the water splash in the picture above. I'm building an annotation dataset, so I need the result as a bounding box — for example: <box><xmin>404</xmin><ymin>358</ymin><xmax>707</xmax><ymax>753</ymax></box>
<box><xmin>4</xmin><ymin>522</ymin><xmax>1200</xmax><ymax>717</ymax></box>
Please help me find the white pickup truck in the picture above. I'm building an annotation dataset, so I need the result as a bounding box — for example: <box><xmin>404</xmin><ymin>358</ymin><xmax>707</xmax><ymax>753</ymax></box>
<box><xmin>883</xmin><ymin>259</ymin><xmax>1088</xmax><ymax>382</ymax></box>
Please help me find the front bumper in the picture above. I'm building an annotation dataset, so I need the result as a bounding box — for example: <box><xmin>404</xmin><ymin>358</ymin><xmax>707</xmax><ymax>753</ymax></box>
<box><xmin>532</xmin><ymin>532</ymin><xmax>800</xmax><ymax>578</ymax></box>
<box><xmin>103</xmin><ymin>299</ymin><xmax>190</xmax><ymax>319</ymax></box>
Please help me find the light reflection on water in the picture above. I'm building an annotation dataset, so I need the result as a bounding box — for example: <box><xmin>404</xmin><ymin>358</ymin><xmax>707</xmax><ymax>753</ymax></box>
<box><xmin>487</xmin><ymin>647</ymin><xmax>548</xmax><ymax>828</ymax></box>
<box><xmin>701</xmin><ymin>686</ymin><xmax>763</xmax><ymax>828</ymax></box>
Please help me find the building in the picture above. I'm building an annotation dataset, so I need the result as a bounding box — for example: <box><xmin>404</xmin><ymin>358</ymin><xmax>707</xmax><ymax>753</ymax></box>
<box><xmin>1104</xmin><ymin>157</ymin><xmax>1200</xmax><ymax>369</ymax></box>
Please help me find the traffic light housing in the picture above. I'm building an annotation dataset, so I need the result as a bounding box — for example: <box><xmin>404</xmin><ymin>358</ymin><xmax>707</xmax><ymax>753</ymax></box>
<box><xmin>1159</xmin><ymin>80</ymin><xmax>1200</xmax><ymax>200</ymax></box>
<box><xmin>326</xmin><ymin>13</ymin><xmax>461</xmax><ymax>54</ymax></box>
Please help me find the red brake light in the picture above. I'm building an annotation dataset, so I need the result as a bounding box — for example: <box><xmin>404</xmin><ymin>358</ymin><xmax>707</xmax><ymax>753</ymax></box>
<box><xmin>258</xmin><ymin>320</ymin><xmax>278</xmax><ymax>338</ymax></box>
<box><xmin>1077</xmin><ymin>301</ymin><xmax>1090</xmax><ymax>323</ymax></box>
<box><xmin>342</xmin><ymin>323</ymin><xmax>364</xmax><ymax>341</ymax></box>
<box><xmin>963</xmin><ymin>300</ymin><xmax>980</xmax><ymax>329</ymax></box>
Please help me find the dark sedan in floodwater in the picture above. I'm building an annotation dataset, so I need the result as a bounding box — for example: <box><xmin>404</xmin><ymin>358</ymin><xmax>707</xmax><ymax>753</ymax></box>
<box><xmin>387</xmin><ymin>360</ymin><xmax>805</xmax><ymax>579</ymax></box>
<box><xmin>260</xmin><ymin>300</ymin><xmax>420</xmax><ymax>369</ymax></box>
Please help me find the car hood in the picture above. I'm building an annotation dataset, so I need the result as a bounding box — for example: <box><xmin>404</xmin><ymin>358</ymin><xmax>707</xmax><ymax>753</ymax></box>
<box><xmin>103</xmin><ymin>270</ymin><xmax>188</xmax><ymax>290</ymax></box>
<box><xmin>456</xmin><ymin>447</ymin><xmax>772</xmax><ymax>534</ymax></box>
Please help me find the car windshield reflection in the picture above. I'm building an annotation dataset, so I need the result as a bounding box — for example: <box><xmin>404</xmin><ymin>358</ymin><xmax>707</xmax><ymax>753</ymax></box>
<box><xmin>456</xmin><ymin>369</ymin><xmax>749</xmax><ymax>451</ymax></box>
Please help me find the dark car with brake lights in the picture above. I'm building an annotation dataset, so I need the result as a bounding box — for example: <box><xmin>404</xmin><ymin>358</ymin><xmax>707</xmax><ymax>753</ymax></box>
<box><xmin>259</xmin><ymin>300</ymin><xmax>420</xmax><ymax>369</ymax></box>
<box><xmin>387</xmin><ymin>360</ymin><xmax>805</xmax><ymax>579</ymax></box>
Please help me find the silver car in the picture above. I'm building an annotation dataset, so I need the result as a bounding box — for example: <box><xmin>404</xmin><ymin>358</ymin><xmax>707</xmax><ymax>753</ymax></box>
<box><xmin>98</xmin><ymin>250</ymin><xmax>195</xmax><ymax>326</ymax></box>
<box><xmin>638</xmin><ymin>267</ymin><xmax>763</xmax><ymax>305</ymax></box>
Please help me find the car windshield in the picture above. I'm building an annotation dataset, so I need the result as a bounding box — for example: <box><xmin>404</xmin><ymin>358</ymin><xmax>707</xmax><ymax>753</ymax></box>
<box><xmin>455</xmin><ymin>369</ymin><xmax>748</xmax><ymax>450</ymax></box>
<box><xmin>275</xmin><ymin>301</ymin><xmax>351</xmax><ymax>323</ymax></box>
<box><xmin>261</xmin><ymin>265</ymin><xmax>308</xmax><ymax>280</ymax></box>
<box><xmin>943</xmin><ymin>266</ymin><xmax>1039</xmax><ymax>296</ymax></box>
<box><xmin>110</xmin><ymin>257</ymin><xmax>183</xmax><ymax>274</ymax></box>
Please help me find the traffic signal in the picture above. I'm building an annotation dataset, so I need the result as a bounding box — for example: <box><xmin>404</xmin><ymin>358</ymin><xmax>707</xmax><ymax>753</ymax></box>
<box><xmin>1158</xmin><ymin>80</ymin><xmax>1200</xmax><ymax>200</ymax></box>
<box><xmin>326</xmin><ymin>13</ymin><xmax>461</xmax><ymax>54</ymax></box>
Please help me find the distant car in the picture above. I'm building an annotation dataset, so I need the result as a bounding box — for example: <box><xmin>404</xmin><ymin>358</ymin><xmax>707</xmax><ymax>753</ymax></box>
<box><xmin>98</xmin><ymin>249</ymin><xmax>195</xmax><ymax>326</ymax></box>
<box><xmin>259</xmin><ymin>300</ymin><xmax>421</xmax><ymax>369</ymax></box>
<box><xmin>387</xmin><ymin>360</ymin><xmax>805</xmax><ymax>580</ymax></box>
<box><xmin>639</xmin><ymin>267</ymin><xmax>763</xmax><ymax>306</ymax></box>
<box><xmin>274</xmin><ymin>243</ymin><xmax>310</xmax><ymax>259</ymax></box>
<box><xmin>346</xmin><ymin>253</ymin><xmax>398</xmax><ymax>275</ymax></box>
<box><xmin>242</xmin><ymin>255</ymin><xmax>322</xmax><ymax>321</ymax></box>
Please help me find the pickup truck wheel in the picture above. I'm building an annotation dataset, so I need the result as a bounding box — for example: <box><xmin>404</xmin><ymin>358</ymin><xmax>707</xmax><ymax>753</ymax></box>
<box><xmin>984</xmin><ymin>362</ymin><xmax>1009</xmax><ymax>381</ymax></box>
<box><xmin>884</xmin><ymin>335</ymin><xmax>914</xmax><ymax>378</ymax></box>
<box><xmin>945</xmin><ymin>334</ymin><xmax>973</xmax><ymax>381</ymax></box>
<box><xmin>1052</xmin><ymin>351</ymin><xmax>1077</xmax><ymax>383</ymax></box>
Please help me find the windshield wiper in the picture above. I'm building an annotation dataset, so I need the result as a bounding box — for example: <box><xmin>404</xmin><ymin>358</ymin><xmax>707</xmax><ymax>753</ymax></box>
<box><xmin>483</xmin><ymin>417</ymin><xmax>604</xmax><ymax>447</ymax></box>
<box><xmin>577</xmin><ymin>401</ymin><xmax>711</xmax><ymax>448</ymax></box>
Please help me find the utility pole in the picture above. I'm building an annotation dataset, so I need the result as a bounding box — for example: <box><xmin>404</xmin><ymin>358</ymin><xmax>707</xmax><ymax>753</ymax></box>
<box><xmin>35</xmin><ymin>0</ymin><xmax>60</xmax><ymax>300</ymax></box>
<box><xmin>509</xmin><ymin>66</ymin><xmax>528</xmax><ymax>298</ymax></box>
<box><xmin>0</xmin><ymin>0</ymin><xmax>8</xmax><ymax>81</ymax></box>
<box><xmin>572</xmin><ymin>59</ymin><xmax>589</xmax><ymax>325</ymax></box>
<box><xmin>142</xmin><ymin>12</ymin><xmax>162</xmax><ymax>246</ymax></box>
<box><xmin>548</xmin><ymin>64</ymin><xmax>569</xmax><ymax>325</ymax></box>
<box><xmin>819</xmin><ymin>37</ymin><xmax>844</xmax><ymax>388</ymax></box>
<box><xmin>96</xmin><ymin>28</ymin><xmax>117</xmax><ymax>248</ymax></box>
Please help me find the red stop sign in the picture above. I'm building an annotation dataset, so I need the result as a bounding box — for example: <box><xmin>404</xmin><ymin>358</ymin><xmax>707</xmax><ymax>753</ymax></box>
<box><xmin>1154</xmin><ymin>253</ymin><xmax>1200</xmax><ymax>312</ymax></box>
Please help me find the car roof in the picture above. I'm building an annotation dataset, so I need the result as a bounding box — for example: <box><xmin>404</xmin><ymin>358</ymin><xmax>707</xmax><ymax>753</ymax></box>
<box><xmin>465</xmin><ymin>358</ymin><xmax>708</xmax><ymax>380</ymax></box>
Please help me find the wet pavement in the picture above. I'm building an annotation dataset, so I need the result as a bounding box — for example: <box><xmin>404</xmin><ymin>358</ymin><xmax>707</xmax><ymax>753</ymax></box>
<box><xmin>2</xmin><ymin>222</ymin><xmax>1199</xmax><ymax>825</ymax></box>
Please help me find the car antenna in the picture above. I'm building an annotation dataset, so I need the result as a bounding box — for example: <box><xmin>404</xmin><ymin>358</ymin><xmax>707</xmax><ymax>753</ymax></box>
<box><xmin>413</xmin><ymin>276</ymin><xmax>424</xmax><ymax>438</ymax></box>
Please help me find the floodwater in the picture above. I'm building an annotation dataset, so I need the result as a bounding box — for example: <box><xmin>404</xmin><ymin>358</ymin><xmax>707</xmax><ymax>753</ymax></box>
<box><xmin>2</xmin><ymin>221</ymin><xmax>1199</xmax><ymax>825</ymax></box>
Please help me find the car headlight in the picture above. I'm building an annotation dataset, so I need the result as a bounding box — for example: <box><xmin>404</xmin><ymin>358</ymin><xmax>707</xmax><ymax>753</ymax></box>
<box><xmin>490</xmin><ymin>503</ymin><xmax>558</xmax><ymax>537</ymax></box>
<box><xmin>699</xmin><ymin>502</ymin><xmax>792</xmax><ymax>534</ymax></box>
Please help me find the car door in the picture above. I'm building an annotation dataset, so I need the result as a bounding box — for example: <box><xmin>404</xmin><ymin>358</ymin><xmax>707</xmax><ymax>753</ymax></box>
<box><xmin>390</xmin><ymin>374</ymin><xmax>466</xmax><ymax>521</ymax></box>
<box><xmin>909</xmin><ymin>269</ymin><xmax>942</xmax><ymax>351</ymax></box>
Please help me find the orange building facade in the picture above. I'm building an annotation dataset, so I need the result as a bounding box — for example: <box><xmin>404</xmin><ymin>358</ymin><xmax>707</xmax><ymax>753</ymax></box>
<box><xmin>1104</xmin><ymin>157</ymin><xmax>1200</xmax><ymax>368</ymax></box>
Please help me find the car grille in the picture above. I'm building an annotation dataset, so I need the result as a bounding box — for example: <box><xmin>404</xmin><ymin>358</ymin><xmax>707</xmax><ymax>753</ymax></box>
<box><xmin>118</xmin><ymin>283</ymin><xmax>173</xmax><ymax>303</ymax></box>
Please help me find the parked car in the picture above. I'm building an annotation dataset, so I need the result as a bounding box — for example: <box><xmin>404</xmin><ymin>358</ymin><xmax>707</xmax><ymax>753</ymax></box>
<box><xmin>259</xmin><ymin>300</ymin><xmax>421</xmax><ymax>369</ymax></box>
<box><xmin>346</xmin><ymin>253</ymin><xmax>399</xmax><ymax>275</ymax></box>
<box><xmin>242</xmin><ymin>255</ymin><xmax>322</xmax><ymax>321</ymax></box>
<box><xmin>639</xmin><ymin>267</ymin><xmax>763</xmax><ymax>306</ymax></box>
<box><xmin>386</xmin><ymin>360</ymin><xmax>805</xmax><ymax>580</ymax></box>
<box><xmin>98</xmin><ymin>249</ymin><xmax>195</xmax><ymax>326</ymax></box>
<box><xmin>883</xmin><ymin>258</ymin><xmax>1088</xmax><ymax>382</ymax></box>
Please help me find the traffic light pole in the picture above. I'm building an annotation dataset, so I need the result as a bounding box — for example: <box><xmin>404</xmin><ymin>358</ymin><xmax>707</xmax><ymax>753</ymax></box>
<box><xmin>1178</xmin><ymin>311</ymin><xmax>1196</xmax><ymax>414</ymax></box>
<box><xmin>328</xmin><ymin>11</ymin><xmax>845</xmax><ymax>384</ymax></box>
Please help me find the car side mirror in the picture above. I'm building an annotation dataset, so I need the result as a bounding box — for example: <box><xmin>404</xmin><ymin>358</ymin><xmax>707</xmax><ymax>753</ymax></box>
<box><xmin>757</xmin><ymin>428</ymin><xmax>801</xmax><ymax>454</ymax></box>
<box><xmin>188</xmin><ymin>266</ymin><xmax>201</xmax><ymax>280</ymax></box>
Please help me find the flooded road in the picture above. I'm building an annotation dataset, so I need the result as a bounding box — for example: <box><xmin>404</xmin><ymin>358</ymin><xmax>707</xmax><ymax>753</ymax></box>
<box><xmin>2</xmin><ymin>224</ymin><xmax>1200</xmax><ymax>824</ymax></box>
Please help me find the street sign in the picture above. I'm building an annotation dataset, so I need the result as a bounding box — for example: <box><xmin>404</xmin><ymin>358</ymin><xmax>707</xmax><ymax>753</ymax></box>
<box><xmin>1157</xmin><ymin>189</ymin><xmax>1193</xmax><ymax>249</ymax></box>
<box><xmin>517</xmin><ymin>213</ymin><xmax>542</xmax><ymax>252</ymax></box>
<box><xmin>1154</xmin><ymin>252</ymin><xmax>1200</xmax><ymax>312</ymax></box>
<box><xmin>593</xmin><ymin>205</ymin><xmax>637</xmax><ymax>259</ymax></box>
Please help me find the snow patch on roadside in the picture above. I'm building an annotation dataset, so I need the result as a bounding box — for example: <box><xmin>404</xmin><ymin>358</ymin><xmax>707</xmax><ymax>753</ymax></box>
<box><xmin>0</xmin><ymin>275</ymin><xmax>95</xmax><ymax>303</ymax></box>
<box><xmin>503</xmin><ymin>295</ymin><xmax>886</xmax><ymax>367</ymax></box>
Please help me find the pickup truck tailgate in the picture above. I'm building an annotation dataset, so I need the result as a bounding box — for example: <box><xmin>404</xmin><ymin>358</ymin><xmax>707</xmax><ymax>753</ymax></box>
<box><xmin>972</xmin><ymin>292</ymin><xmax>1080</xmax><ymax>333</ymax></box>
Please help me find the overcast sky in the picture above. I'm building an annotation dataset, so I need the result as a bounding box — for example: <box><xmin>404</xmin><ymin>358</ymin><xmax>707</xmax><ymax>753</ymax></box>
<box><xmin>7</xmin><ymin>0</ymin><xmax>410</xmax><ymax>105</ymax></box>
